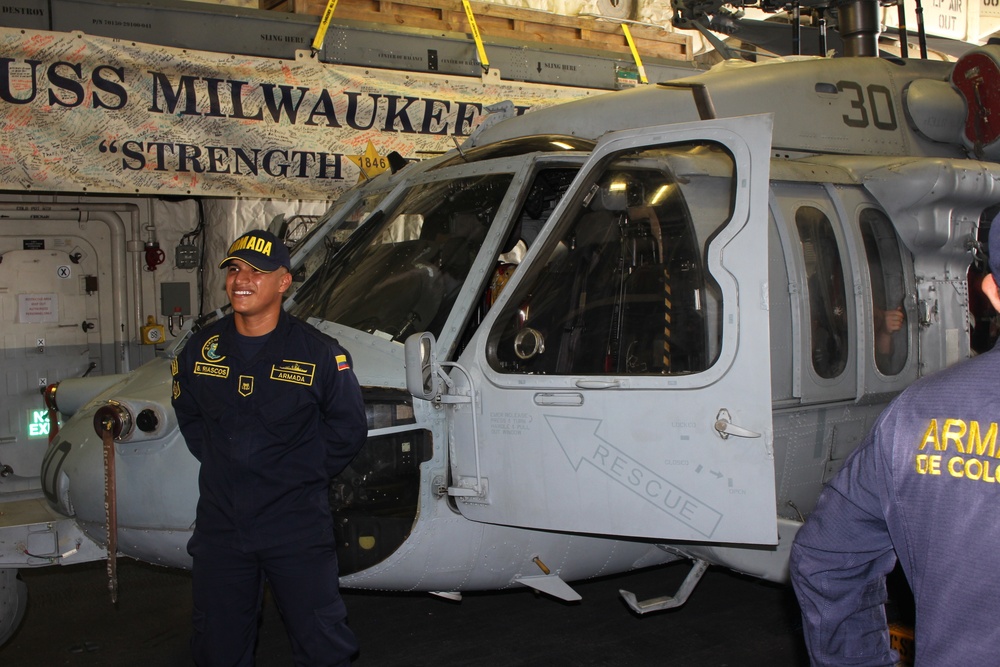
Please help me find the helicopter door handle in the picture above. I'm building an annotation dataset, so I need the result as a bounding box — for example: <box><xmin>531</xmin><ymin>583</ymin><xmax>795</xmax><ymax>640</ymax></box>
<box><xmin>574</xmin><ymin>379</ymin><xmax>622</xmax><ymax>389</ymax></box>
<box><xmin>534</xmin><ymin>392</ymin><xmax>584</xmax><ymax>406</ymax></box>
<box><xmin>714</xmin><ymin>409</ymin><xmax>761</xmax><ymax>440</ymax></box>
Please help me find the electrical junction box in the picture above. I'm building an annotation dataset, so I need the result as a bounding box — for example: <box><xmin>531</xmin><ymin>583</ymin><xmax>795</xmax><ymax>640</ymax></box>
<box><xmin>161</xmin><ymin>282</ymin><xmax>191</xmax><ymax>317</ymax></box>
<box><xmin>175</xmin><ymin>243</ymin><xmax>199</xmax><ymax>269</ymax></box>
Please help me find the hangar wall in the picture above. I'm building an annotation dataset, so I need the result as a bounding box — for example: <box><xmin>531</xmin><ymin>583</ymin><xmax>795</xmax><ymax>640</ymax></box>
<box><xmin>0</xmin><ymin>195</ymin><xmax>335</xmax><ymax>496</ymax></box>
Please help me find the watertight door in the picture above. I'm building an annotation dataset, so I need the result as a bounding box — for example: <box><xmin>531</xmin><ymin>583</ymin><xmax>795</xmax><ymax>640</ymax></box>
<box><xmin>450</xmin><ymin>115</ymin><xmax>777</xmax><ymax>545</ymax></box>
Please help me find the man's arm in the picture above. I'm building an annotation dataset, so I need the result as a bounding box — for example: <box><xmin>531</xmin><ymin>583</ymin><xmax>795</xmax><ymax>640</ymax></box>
<box><xmin>320</xmin><ymin>347</ymin><xmax>368</xmax><ymax>477</ymax></box>
<box><xmin>171</xmin><ymin>346</ymin><xmax>206</xmax><ymax>461</ymax></box>
<box><xmin>789</xmin><ymin>421</ymin><xmax>899</xmax><ymax>667</ymax></box>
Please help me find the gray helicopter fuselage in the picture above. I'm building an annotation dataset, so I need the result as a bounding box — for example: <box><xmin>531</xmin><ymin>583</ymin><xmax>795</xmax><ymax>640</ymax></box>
<box><xmin>37</xmin><ymin>49</ymin><xmax>1000</xmax><ymax>603</ymax></box>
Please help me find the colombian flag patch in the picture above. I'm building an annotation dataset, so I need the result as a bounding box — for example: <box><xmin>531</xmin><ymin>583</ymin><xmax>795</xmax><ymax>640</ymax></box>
<box><xmin>336</xmin><ymin>354</ymin><xmax>350</xmax><ymax>371</ymax></box>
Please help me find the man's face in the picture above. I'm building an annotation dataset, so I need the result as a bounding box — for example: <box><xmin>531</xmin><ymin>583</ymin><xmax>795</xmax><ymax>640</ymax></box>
<box><xmin>224</xmin><ymin>258</ymin><xmax>291</xmax><ymax>319</ymax></box>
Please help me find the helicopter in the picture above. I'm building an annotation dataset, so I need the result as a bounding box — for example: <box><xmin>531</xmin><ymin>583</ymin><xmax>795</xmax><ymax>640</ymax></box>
<box><xmin>5</xmin><ymin>0</ymin><xmax>1000</xmax><ymax>648</ymax></box>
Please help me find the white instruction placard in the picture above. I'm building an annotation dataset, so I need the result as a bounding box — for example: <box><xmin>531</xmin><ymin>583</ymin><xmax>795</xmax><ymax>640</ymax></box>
<box><xmin>18</xmin><ymin>293</ymin><xmax>58</xmax><ymax>324</ymax></box>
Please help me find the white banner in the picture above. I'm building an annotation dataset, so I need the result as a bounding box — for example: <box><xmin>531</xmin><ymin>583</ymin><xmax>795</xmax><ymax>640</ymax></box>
<box><xmin>884</xmin><ymin>0</ymin><xmax>970</xmax><ymax>42</ymax></box>
<box><xmin>0</xmin><ymin>28</ymin><xmax>603</xmax><ymax>200</ymax></box>
<box><xmin>982</xmin><ymin>0</ymin><xmax>1000</xmax><ymax>20</ymax></box>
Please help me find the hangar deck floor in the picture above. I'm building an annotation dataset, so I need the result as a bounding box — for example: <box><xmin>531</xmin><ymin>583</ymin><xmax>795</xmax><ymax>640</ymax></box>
<box><xmin>1</xmin><ymin>557</ymin><xmax>809</xmax><ymax>666</ymax></box>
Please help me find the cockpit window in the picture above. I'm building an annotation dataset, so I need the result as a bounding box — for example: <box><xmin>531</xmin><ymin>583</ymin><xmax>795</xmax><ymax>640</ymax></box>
<box><xmin>797</xmin><ymin>206</ymin><xmax>849</xmax><ymax>380</ymax></box>
<box><xmin>287</xmin><ymin>191</ymin><xmax>386</xmax><ymax>302</ymax></box>
<box><xmin>860</xmin><ymin>208</ymin><xmax>908</xmax><ymax>375</ymax></box>
<box><xmin>288</xmin><ymin>172</ymin><xmax>514</xmax><ymax>341</ymax></box>
<box><xmin>487</xmin><ymin>141</ymin><xmax>733</xmax><ymax>376</ymax></box>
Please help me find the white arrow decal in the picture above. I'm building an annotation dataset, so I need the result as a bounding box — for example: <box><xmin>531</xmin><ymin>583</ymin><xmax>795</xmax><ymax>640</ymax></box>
<box><xmin>545</xmin><ymin>415</ymin><xmax>723</xmax><ymax>538</ymax></box>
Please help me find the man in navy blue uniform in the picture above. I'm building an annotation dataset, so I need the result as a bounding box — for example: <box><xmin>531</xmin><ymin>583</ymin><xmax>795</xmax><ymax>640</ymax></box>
<box><xmin>790</xmin><ymin>215</ymin><xmax>1000</xmax><ymax>666</ymax></box>
<box><xmin>172</xmin><ymin>229</ymin><xmax>368</xmax><ymax>666</ymax></box>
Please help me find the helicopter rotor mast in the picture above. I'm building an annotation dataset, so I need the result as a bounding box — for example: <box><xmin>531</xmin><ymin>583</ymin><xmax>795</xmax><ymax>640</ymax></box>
<box><xmin>838</xmin><ymin>0</ymin><xmax>881</xmax><ymax>56</ymax></box>
<box><xmin>671</xmin><ymin>0</ymin><xmax>909</xmax><ymax>59</ymax></box>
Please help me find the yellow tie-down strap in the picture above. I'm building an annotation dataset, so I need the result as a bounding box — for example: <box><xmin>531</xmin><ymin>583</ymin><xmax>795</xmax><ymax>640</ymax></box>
<box><xmin>461</xmin><ymin>0</ymin><xmax>491</xmax><ymax>72</ymax></box>
<box><xmin>311</xmin><ymin>0</ymin><xmax>341</xmax><ymax>52</ymax></box>
<box><xmin>621</xmin><ymin>23</ymin><xmax>648</xmax><ymax>84</ymax></box>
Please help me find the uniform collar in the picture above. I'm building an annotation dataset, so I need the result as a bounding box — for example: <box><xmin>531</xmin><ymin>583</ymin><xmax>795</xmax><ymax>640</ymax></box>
<box><xmin>217</xmin><ymin>309</ymin><xmax>294</xmax><ymax>363</ymax></box>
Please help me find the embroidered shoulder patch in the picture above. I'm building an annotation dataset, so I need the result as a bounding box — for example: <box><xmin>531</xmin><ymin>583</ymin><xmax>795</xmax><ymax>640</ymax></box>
<box><xmin>201</xmin><ymin>335</ymin><xmax>226</xmax><ymax>363</ymax></box>
<box><xmin>336</xmin><ymin>354</ymin><xmax>350</xmax><ymax>371</ymax></box>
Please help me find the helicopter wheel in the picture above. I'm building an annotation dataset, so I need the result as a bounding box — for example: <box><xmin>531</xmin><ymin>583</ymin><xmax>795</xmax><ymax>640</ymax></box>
<box><xmin>0</xmin><ymin>568</ymin><xmax>27</xmax><ymax>646</ymax></box>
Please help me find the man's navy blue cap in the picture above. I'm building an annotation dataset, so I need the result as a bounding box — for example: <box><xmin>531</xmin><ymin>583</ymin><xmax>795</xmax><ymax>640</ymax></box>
<box><xmin>219</xmin><ymin>230</ymin><xmax>291</xmax><ymax>273</ymax></box>
<box><xmin>991</xmin><ymin>211</ymin><xmax>1000</xmax><ymax>285</ymax></box>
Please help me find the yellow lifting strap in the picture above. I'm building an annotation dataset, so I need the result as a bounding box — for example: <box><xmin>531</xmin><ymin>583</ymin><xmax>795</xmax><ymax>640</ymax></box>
<box><xmin>621</xmin><ymin>23</ymin><xmax>648</xmax><ymax>84</ymax></box>
<box><xmin>461</xmin><ymin>0</ymin><xmax>491</xmax><ymax>73</ymax></box>
<box><xmin>311</xmin><ymin>0</ymin><xmax>341</xmax><ymax>52</ymax></box>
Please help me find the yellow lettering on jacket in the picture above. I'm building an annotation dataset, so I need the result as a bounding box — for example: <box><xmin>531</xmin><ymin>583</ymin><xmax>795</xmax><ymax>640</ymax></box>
<box><xmin>917</xmin><ymin>419</ymin><xmax>1000</xmax><ymax>455</ymax></box>
<box><xmin>946</xmin><ymin>456</ymin><xmax>1000</xmax><ymax>483</ymax></box>
<box><xmin>969</xmin><ymin>421</ymin><xmax>998</xmax><ymax>458</ymax></box>
<box><xmin>919</xmin><ymin>419</ymin><xmax>941</xmax><ymax>451</ymax></box>
<box><xmin>194</xmin><ymin>362</ymin><xmax>230</xmax><ymax>378</ymax></box>
<box><xmin>914</xmin><ymin>418</ymin><xmax>1000</xmax><ymax>486</ymax></box>
<box><xmin>915</xmin><ymin>454</ymin><xmax>941</xmax><ymax>475</ymax></box>
<box><xmin>942</xmin><ymin>418</ymin><xmax>967</xmax><ymax>453</ymax></box>
<box><xmin>270</xmin><ymin>360</ymin><xmax>315</xmax><ymax>386</ymax></box>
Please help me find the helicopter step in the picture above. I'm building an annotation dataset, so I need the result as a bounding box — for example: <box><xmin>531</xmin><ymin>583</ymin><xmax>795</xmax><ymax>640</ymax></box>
<box><xmin>619</xmin><ymin>558</ymin><xmax>709</xmax><ymax>614</ymax></box>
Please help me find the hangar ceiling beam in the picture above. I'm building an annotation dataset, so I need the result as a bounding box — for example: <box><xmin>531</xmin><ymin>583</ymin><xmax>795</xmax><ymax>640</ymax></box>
<box><xmin>1</xmin><ymin>0</ymin><xmax>698</xmax><ymax>90</ymax></box>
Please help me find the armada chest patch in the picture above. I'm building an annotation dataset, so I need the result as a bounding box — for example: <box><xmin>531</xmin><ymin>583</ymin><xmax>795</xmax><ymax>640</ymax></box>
<box><xmin>271</xmin><ymin>360</ymin><xmax>316</xmax><ymax>386</ymax></box>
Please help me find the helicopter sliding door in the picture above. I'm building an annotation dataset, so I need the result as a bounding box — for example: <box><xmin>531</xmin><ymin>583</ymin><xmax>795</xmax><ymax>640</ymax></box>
<box><xmin>451</xmin><ymin>115</ymin><xmax>777</xmax><ymax>545</ymax></box>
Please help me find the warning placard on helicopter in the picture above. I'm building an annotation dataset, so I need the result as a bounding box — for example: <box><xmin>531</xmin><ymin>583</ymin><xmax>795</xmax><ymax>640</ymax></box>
<box><xmin>886</xmin><ymin>0</ymin><xmax>972</xmax><ymax>41</ymax></box>
<box><xmin>0</xmin><ymin>27</ymin><xmax>601</xmax><ymax>200</ymax></box>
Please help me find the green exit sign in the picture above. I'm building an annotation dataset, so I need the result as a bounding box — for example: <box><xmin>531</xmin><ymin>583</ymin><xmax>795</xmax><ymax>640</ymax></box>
<box><xmin>27</xmin><ymin>409</ymin><xmax>57</xmax><ymax>439</ymax></box>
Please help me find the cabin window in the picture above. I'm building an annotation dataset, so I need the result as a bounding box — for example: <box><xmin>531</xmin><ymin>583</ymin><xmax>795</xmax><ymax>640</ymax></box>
<box><xmin>488</xmin><ymin>141</ymin><xmax>733</xmax><ymax>376</ymax></box>
<box><xmin>859</xmin><ymin>208</ymin><xmax>908</xmax><ymax>375</ymax></box>
<box><xmin>797</xmin><ymin>206</ymin><xmax>849</xmax><ymax>379</ymax></box>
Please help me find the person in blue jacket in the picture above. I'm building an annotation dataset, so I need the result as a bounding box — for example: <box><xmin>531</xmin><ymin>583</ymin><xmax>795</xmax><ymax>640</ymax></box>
<box><xmin>171</xmin><ymin>229</ymin><xmax>368</xmax><ymax>667</ymax></box>
<box><xmin>789</xmin><ymin>214</ymin><xmax>1000</xmax><ymax>666</ymax></box>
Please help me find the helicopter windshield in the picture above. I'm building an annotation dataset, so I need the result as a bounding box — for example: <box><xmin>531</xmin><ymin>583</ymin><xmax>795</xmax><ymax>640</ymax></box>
<box><xmin>288</xmin><ymin>171</ymin><xmax>515</xmax><ymax>341</ymax></box>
